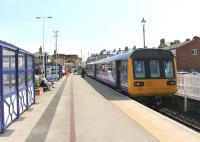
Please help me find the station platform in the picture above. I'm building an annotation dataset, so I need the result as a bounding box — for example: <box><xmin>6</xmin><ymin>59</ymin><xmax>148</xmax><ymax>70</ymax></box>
<box><xmin>0</xmin><ymin>75</ymin><xmax>200</xmax><ymax>142</ymax></box>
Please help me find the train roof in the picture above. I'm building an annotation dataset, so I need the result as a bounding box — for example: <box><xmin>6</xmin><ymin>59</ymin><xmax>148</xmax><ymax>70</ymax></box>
<box><xmin>87</xmin><ymin>48</ymin><xmax>174</xmax><ymax>64</ymax></box>
<box><xmin>96</xmin><ymin>50</ymin><xmax>133</xmax><ymax>64</ymax></box>
<box><xmin>130</xmin><ymin>48</ymin><xmax>174</xmax><ymax>59</ymax></box>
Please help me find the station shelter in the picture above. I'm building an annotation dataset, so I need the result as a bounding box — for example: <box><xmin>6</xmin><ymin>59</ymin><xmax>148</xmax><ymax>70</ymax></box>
<box><xmin>0</xmin><ymin>41</ymin><xmax>35</xmax><ymax>133</ymax></box>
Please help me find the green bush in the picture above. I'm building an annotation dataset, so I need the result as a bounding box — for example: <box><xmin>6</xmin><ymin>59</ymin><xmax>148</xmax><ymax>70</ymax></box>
<box><xmin>35</xmin><ymin>78</ymin><xmax>40</xmax><ymax>88</ymax></box>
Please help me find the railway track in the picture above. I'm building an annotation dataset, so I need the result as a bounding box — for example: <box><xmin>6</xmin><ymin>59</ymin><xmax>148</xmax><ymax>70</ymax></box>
<box><xmin>157</xmin><ymin>107</ymin><xmax>200</xmax><ymax>132</ymax></box>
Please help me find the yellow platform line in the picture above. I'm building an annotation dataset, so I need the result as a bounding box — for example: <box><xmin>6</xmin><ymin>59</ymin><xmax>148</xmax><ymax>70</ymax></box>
<box><xmin>111</xmin><ymin>100</ymin><xmax>200</xmax><ymax>142</ymax></box>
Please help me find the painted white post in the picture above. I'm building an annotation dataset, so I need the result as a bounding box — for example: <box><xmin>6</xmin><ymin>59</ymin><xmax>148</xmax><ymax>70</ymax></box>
<box><xmin>184</xmin><ymin>74</ymin><xmax>187</xmax><ymax>112</ymax></box>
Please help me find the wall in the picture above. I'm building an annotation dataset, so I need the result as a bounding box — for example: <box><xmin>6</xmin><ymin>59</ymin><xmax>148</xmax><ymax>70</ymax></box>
<box><xmin>176</xmin><ymin>37</ymin><xmax>200</xmax><ymax>72</ymax></box>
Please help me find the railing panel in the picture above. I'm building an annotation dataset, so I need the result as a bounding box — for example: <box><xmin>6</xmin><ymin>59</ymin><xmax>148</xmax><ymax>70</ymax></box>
<box><xmin>18</xmin><ymin>87</ymin><xmax>28</xmax><ymax>114</ymax></box>
<box><xmin>3</xmin><ymin>93</ymin><xmax>17</xmax><ymax>128</ymax></box>
<box><xmin>178</xmin><ymin>73</ymin><xmax>200</xmax><ymax>100</ymax></box>
<box><xmin>28</xmin><ymin>85</ymin><xmax>34</xmax><ymax>107</ymax></box>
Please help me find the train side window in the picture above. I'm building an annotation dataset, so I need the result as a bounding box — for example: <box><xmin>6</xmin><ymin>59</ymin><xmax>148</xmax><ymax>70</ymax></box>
<box><xmin>150</xmin><ymin>60</ymin><xmax>160</xmax><ymax>78</ymax></box>
<box><xmin>134</xmin><ymin>61</ymin><xmax>145</xmax><ymax>78</ymax></box>
<box><xmin>105</xmin><ymin>62</ymin><xmax>112</xmax><ymax>71</ymax></box>
<box><xmin>164</xmin><ymin>60</ymin><xmax>174</xmax><ymax>78</ymax></box>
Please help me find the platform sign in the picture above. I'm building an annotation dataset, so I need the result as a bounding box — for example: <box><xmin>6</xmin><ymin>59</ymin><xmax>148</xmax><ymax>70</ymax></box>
<box><xmin>45</xmin><ymin>63</ymin><xmax>61</xmax><ymax>81</ymax></box>
<box><xmin>46</xmin><ymin>66</ymin><xmax>52</xmax><ymax>80</ymax></box>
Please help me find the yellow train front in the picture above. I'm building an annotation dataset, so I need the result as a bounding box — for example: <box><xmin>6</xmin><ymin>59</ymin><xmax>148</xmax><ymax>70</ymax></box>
<box><xmin>86</xmin><ymin>48</ymin><xmax>177</xmax><ymax>97</ymax></box>
<box><xmin>128</xmin><ymin>49</ymin><xmax>177</xmax><ymax>97</ymax></box>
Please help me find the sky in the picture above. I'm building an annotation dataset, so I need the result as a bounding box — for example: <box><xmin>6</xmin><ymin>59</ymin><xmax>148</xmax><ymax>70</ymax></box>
<box><xmin>0</xmin><ymin>0</ymin><xmax>200</xmax><ymax>60</ymax></box>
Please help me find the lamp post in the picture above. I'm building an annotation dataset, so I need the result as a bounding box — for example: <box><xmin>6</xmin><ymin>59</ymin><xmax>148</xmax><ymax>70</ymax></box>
<box><xmin>141</xmin><ymin>18</ymin><xmax>146</xmax><ymax>48</ymax></box>
<box><xmin>53</xmin><ymin>30</ymin><xmax>59</xmax><ymax>80</ymax></box>
<box><xmin>36</xmin><ymin>16</ymin><xmax>53</xmax><ymax>76</ymax></box>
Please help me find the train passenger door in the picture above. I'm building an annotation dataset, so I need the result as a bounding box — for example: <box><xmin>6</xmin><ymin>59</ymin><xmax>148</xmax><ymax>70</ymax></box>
<box><xmin>120</xmin><ymin>61</ymin><xmax>128</xmax><ymax>92</ymax></box>
<box><xmin>116</xmin><ymin>61</ymin><xmax>121</xmax><ymax>89</ymax></box>
<box><xmin>94</xmin><ymin>64</ymin><xmax>96</xmax><ymax>79</ymax></box>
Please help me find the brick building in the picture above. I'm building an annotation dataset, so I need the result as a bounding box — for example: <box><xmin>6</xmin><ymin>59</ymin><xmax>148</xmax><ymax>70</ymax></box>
<box><xmin>51</xmin><ymin>54</ymin><xmax>81</xmax><ymax>67</ymax></box>
<box><xmin>160</xmin><ymin>36</ymin><xmax>200</xmax><ymax>72</ymax></box>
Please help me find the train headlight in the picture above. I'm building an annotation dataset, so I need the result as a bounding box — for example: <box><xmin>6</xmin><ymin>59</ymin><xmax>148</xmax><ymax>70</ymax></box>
<box><xmin>134</xmin><ymin>82</ymin><xmax>144</xmax><ymax>87</ymax></box>
<box><xmin>167</xmin><ymin>80</ymin><xmax>176</xmax><ymax>85</ymax></box>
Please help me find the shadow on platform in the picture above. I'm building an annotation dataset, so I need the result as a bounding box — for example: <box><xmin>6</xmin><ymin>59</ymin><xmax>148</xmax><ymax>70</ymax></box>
<box><xmin>84</xmin><ymin>76</ymin><xmax>130</xmax><ymax>101</ymax></box>
<box><xmin>0</xmin><ymin>129</ymin><xmax>14</xmax><ymax>137</ymax></box>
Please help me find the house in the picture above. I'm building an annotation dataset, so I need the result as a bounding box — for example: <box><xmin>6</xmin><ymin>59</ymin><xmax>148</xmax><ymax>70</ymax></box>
<box><xmin>160</xmin><ymin>36</ymin><xmax>200</xmax><ymax>72</ymax></box>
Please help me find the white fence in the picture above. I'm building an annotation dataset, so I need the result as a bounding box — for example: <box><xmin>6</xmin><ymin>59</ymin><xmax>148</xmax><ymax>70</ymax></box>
<box><xmin>177</xmin><ymin>73</ymin><xmax>200</xmax><ymax>101</ymax></box>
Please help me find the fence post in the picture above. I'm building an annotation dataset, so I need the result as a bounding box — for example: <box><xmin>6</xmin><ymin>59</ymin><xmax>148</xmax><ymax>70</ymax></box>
<box><xmin>33</xmin><ymin>56</ymin><xmax>36</xmax><ymax>104</ymax></box>
<box><xmin>16</xmin><ymin>49</ymin><xmax>20</xmax><ymax>118</ymax></box>
<box><xmin>25</xmin><ymin>54</ymin><xmax>28</xmax><ymax>108</ymax></box>
<box><xmin>184</xmin><ymin>96</ymin><xmax>187</xmax><ymax>112</ymax></box>
<box><xmin>184</xmin><ymin>74</ymin><xmax>187</xmax><ymax>112</ymax></box>
<box><xmin>0</xmin><ymin>47</ymin><xmax>4</xmax><ymax>133</ymax></box>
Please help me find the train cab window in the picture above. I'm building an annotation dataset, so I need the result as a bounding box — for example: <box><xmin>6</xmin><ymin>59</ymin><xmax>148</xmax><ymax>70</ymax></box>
<box><xmin>150</xmin><ymin>60</ymin><xmax>160</xmax><ymax>78</ymax></box>
<box><xmin>134</xmin><ymin>61</ymin><xmax>145</xmax><ymax>78</ymax></box>
<box><xmin>164</xmin><ymin>60</ymin><xmax>174</xmax><ymax>78</ymax></box>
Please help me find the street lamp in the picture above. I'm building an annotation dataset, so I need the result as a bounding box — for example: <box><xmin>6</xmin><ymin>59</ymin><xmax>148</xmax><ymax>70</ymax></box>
<box><xmin>36</xmin><ymin>16</ymin><xmax>53</xmax><ymax>76</ymax></box>
<box><xmin>141</xmin><ymin>18</ymin><xmax>146</xmax><ymax>48</ymax></box>
<box><xmin>53</xmin><ymin>30</ymin><xmax>59</xmax><ymax>80</ymax></box>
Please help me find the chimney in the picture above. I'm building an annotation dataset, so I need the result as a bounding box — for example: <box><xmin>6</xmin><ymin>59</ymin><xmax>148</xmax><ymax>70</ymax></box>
<box><xmin>133</xmin><ymin>46</ymin><xmax>136</xmax><ymax>50</ymax></box>
<box><xmin>193</xmin><ymin>36</ymin><xmax>200</xmax><ymax>40</ymax></box>
<box><xmin>117</xmin><ymin>48</ymin><xmax>121</xmax><ymax>54</ymax></box>
<box><xmin>170</xmin><ymin>40</ymin><xmax>180</xmax><ymax>45</ymax></box>
<box><xmin>160</xmin><ymin>39</ymin><xmax>165</xmax><ymax>44</ymax></box>
<box><xmin>186</xmin><ymin>38</ymin><xmax>190</xmax><ymax>41</ymax></box>
<box><xmin>174</xmin><ymin>40</ymin><xmax>180</xmax><ymax>44</ymax></box>
<box><xmin>125</xmin><ymin>46</ymin><xmax>129</xmax><ymax>51</ymax></box>
<box><xmin>39</xmin><ymin>46</ymin><xmax>42</xmax><ymax>53</ymax></box>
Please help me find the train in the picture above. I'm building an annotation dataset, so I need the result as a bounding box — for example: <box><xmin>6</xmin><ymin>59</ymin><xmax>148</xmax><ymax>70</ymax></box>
<box><xmin>86</xmin><ymin>48</ymin><xmax>177</xmax><ymax>98</ymax></box>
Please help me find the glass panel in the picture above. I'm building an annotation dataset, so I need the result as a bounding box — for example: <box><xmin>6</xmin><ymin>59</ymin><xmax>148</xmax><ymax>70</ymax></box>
<box><xmin>27</xmin><ymin>56</ymin><xmax>33</xmax><ymax>70</ymax></box>
<box><xmin>164</xmin><ymin>60</ymin><xmax>174</xmax><ymax>78</ymax></box>
<box><xmin>134</xmin><ymin>61</ymin><xmax>145</xmax><ymax>78</ymax></box>
<box><xmin>18</xmin><ymin>53</ymin><xmax>25</xmax><ymax>70</ymax></box>
<box><xmin>28</xmin><ymin>73</ymin><xmax>34</xmax><ymax>85</ymax></box>
<box><xmin>3</xmin><ymin>74</ymin><xmax>16</xmax><ymax>94</ymax></box>
<box><xmin>150</xmin><ymin>60</ymin><xmax>160</xmax><ymax>78</ymax></box>
<box><xmin>3</xmin><ymin>57</ymin><xmax>9</xmax><ymax>69</ymax></box>
<box><xmin>105</xmin><ymin>63</ymin><xmax>112</xmax><ymax>71</ymax></box>
<box><xmin>18</xmin><ymin>72</ymin><xmax>25</xmax><ymax>88</ymax></box>
<box><xmin>3</xmin><ymin>49</ymin><xmax>16</xmax><ymax>70</ymax></box>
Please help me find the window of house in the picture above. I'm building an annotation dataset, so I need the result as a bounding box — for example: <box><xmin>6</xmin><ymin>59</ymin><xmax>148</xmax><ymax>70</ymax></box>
<box><xmin>192</xmin><ymin>49</ymin><xmax>198</xmax><ymax>55</ymax></box>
